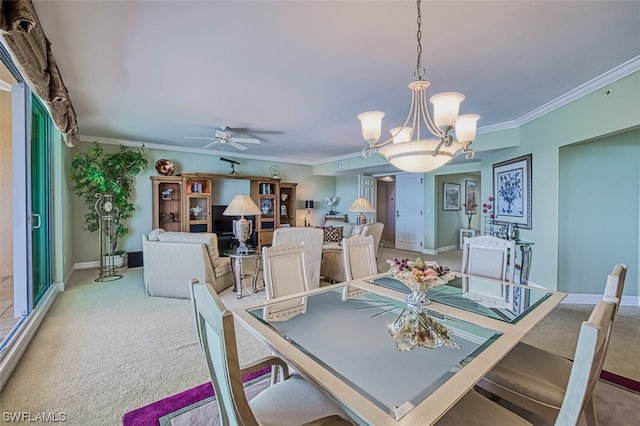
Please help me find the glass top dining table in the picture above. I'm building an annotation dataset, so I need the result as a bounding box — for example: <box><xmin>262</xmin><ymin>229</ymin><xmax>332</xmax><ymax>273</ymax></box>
<box><xmin>231</xmin><ymin>273</ymin><xmax>566</xmax><ymax>425</ymax></box>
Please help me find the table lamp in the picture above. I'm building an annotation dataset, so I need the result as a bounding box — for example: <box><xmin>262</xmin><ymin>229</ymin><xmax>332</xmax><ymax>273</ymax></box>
<box><xmin>223</xmin><ymin>195</ymin><xmax>262</xmax><ymax>254</ymax></box>
<box><xmin>349</xmin><ymin>197</ymin><xmax>375</xmax><ymax>225</ymax></box>
<box><xmin>304</xmin><ymin>200</ymin><xmax>314</xmax><ymax>227</ymax></box>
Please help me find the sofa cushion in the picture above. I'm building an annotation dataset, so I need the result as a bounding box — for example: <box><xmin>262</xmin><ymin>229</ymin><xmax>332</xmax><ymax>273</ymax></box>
<box><xmin>157</xmin><ymin>232</ymin><xmax>221</xmax><ymax>267</ymax></box>
<box><xmin>148</xmin><ymin>228</ymin><xmax>166</xmax><ymax>241</ymax></box>
<box><xmin>323</xmin><ymin>220</ymin><xmax>355</xmax><ymax>238</ymax></box>
<box><xmin>322</xmin><ymin>226</ymin><xmax>343</xmax><ymax>243</ymax></box>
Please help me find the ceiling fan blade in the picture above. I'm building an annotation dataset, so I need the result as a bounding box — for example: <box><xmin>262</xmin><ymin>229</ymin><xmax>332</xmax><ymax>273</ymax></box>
<box><xmin>230</xmin><ymin>137</ymin><xmax>260</xmax><ymax>144</ymax></box>
<box><xmin>202</xmin><ymin>140</ymin><xmax>222</xmax><ymax>149</ymax></box>
<box><xmin>229</xmin><ymin>141</ymin><xmax>248</xmax><ymax>151</ymax></box>
<box><xmin>184</xmin><ymin>136</ymin><xmax>214</xmax><ymax>140</ymax></box>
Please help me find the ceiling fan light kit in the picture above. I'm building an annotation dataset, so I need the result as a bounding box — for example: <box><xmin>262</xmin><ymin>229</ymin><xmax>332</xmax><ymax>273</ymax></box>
<box><xmin>184</xmin><ymin>126</ymin><xmax>261</xmax><ymax>151</ymax></box>
<box><xmin>358</xmin><ymin>0</ymin><xmax>480</xmax><ymax>173</ymax></box>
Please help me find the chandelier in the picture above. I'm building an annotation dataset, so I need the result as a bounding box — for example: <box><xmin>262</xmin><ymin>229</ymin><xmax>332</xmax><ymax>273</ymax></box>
<box><xmin>358</xmin><ymin>0</ymin><xmax>480</xmax><ymax>173</ymax></box>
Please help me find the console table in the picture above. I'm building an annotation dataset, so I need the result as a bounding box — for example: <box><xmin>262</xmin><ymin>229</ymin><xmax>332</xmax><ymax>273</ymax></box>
<box><xmin>459</xmin><ymin>228</ymin><xmax>479</xmax><ymax>249</ymax></box>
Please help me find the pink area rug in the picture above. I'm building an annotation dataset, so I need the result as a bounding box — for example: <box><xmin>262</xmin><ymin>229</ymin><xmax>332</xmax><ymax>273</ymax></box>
<box><xmin>122</xmin><ymin>368</ymin><xmax>270</xmax><ymax>426</ymax></box>
<box><xmin>123</xmin><ymin>368</ymin><xmax>639</xmax><ymax>426</ymax></box>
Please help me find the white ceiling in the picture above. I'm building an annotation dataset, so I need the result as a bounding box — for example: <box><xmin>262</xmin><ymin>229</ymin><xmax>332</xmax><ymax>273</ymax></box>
<box><xmin>34</xmin><ymin>0</ymin><xmax>640</xmax><ymax>169</ymax></box>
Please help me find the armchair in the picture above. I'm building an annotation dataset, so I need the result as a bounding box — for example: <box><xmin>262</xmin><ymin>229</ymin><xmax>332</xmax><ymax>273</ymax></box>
<box><xmin>142</xmin><ymin>230</ymin><xmax>234</xmax><ymax>298</ymax></box>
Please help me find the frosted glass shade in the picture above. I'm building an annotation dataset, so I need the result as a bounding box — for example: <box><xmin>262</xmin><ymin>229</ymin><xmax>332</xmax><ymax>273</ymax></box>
<box><xmin>455</xmin><ymin>114</ymin><xmax>480</xmax><ymax>144</ymax></box>
<box><xmin>389</xmin><ymin>126</ymin><xmax>413</xmax><ymax>144</ymax></box>
<box><xmin>430</xmin><ymin>92</ymin><xmax>464</xmax><ymax>130</ymax></box>
<box><xmin>358</xmin><ymin>111</ymin><xmax>385</xmax><ymax>144</ymax></box>
<box><xmin>378</xmin><ymin>139</ymin><xmax>463</xmax><ymax>173</ymax></box>
<box><xmin>223</xmin><ymin>195</ymin><xmax>262</xmax><ymax>216</ymax></box>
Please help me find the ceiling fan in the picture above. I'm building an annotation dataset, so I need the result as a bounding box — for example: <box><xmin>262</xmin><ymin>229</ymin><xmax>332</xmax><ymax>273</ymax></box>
<box><xmin>184</xmin><ymin>126</ymin><xmax>261</xmax><ymax>151</ymax></box>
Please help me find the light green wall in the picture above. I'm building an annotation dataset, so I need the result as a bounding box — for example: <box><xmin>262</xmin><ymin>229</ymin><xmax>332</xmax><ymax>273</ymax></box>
<box><xmin>475</xmin><ymin>70</ymin><xmax>640</xmax><ymax>290</ymax></box>
<box><xmin>68</xmin><ymin>143</ymin><xmax>337</xmax><ymax>263</ymax></box>
<box><xmin>51</xmin><ymin>130</ymin><xmax>75</xmax><ymax>284</ymax></box>
<box><xmin>559</xmin><ymin>130</ymin><xmax>639</xmax><ymax>296</ymax></box>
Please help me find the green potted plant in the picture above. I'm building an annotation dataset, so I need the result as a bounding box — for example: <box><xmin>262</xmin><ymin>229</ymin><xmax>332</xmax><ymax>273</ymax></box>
<box><xmin>70</xmin><ymin>143</ymin><xmax>148</xmax><ymax>265</ymax></box>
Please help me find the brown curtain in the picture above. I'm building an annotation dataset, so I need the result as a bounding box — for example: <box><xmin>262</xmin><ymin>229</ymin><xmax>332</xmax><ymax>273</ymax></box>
<box><xmin>0</xmin><ymin>0</ymin><xmax>78</xmax><ymax>147</ymax></box>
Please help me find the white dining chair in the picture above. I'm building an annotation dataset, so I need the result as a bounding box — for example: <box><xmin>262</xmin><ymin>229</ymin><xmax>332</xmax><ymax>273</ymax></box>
<box><xmin>475</xmin><ymin>263</ymin><xmax>627</xmax><ymax>424</ymax></box>
<box><xmin>461</xmin><ymin>235</ymin><xmax>516</xmax><ymax>282</ymax></box>
<box><xmin>437</xmin><ymin>299</ymin><xmax>617</xmax><ymax>426</ymax></box>
<box><xmin>189</xmin><ymin>279</ymin><xmax>351</xmax><ymax>426</ymax></box>
<box><xmin>272</xmin><ymin>227</ymin><xmax>324</xmax><ymax>289</ymax></box>
<box><xmin>262</xmin><ymin>241</ymin><xmax>310</xmax><ymax>322</ymax></box>
<box><xmin>342</xmin><ymin>234</ymin><xmax>377</xmax><ymax>300</ymax></box>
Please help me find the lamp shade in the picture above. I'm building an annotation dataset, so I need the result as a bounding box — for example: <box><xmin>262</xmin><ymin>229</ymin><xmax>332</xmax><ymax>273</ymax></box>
<box><xmin>223</xmin><ymin>195</ymin><xmax>262</xmax><ymax>216</ymax></box>
<box><xmin>305</xmin><ymin>200</ymin><xmax>315</xmax><ymax>209</ymax></box>
<box><xmin>349</xmin><ymin>197</ymin><xmax>376</xmax><ymax>213</ymax></box>
<box><xmin>357</xmin><ymin>111</ymin><xmax>385</xmax><ymax>144</ymax></box>
<box><xmin>430</xmin><ymin>92</ymin><xmax>464</xmax><ymax>130</ymax></box>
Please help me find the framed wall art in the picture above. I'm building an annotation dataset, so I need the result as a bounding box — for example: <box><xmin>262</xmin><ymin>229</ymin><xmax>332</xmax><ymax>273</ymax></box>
<box><xmin>443</xmin><ymin>182</ymin><xmax>461</xmax><ymax>210</ymax></box>
<box><xmin>492</xmin><ymin>154</ymin><xmax>532</xmax><ymax>229</ymax></box>
<box><xmin>464</xmin><ymin>179</ymin><xmax>478</xmax><ymax>212</ymax></box>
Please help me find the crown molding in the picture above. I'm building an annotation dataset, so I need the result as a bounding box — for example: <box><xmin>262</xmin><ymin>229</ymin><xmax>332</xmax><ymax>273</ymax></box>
<box><xmin>515</xmin><ymin>55</ymin><xmax>640</xmax><ymax>126</ymax></box>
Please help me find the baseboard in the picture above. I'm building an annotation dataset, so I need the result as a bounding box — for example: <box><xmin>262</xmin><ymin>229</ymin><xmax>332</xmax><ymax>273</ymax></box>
<box><xmin>75</xmin><ymin>261</ymin><xmax>99</xmax><ymax>269</ymax></box>
<box><xmin>562</xmin><ymin>293</ymin><xmax>639</xmax><ymax>307</ymax></box>
<box><xmin>62</xmin><ymin>267</ymin><xmax>74</xmax><ymax>291</ymax></box>
<box><xmin>0</xmin><ymin>284</ymin><xmax>60</xmax><ymax>392</ymax></box>
<box><xmin>421</xmin><ymin>245</ymin><xmax>459</xmax><ymax>256</ymax></box>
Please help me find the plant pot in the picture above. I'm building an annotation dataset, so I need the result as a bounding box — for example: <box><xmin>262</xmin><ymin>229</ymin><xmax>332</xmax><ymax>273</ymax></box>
<box><xmin>103</xmin><ymin>254</ymin><xmax>126</xmax><ymax>268</ymax></box>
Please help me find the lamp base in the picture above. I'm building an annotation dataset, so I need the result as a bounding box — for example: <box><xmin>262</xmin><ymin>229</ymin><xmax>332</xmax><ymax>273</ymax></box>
<box><xmin>233</xmin><ymin>217</ymin><xmax>252</xmax><ymax>255</ymax></box>
<box><xmin>236</xmin><ymin>242</ymin><xmax>249</xmax><ymax>255</ymax></box>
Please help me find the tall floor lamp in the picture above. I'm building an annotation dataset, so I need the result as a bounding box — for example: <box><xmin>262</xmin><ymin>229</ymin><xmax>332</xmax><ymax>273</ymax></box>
<box><xmin>349</xmin><ymin>197</ymin><xmax>376</xmax><ymax>225</ymax></box>
<box><xmin>223</xmin><ymin>195</ymin><xmax>262</xmax><ymax>254</ymax></box>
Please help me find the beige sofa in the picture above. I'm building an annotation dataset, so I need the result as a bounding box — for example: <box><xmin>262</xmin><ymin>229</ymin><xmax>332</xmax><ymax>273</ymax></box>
<box><xmin>320</xmin><ymin>221</ymin><xmax>384</xmax><ymax>283</ymax></box>
<box><xmin>142</xmin><ymin>230</ymin><xmax>234</xmax><ymax>299</ymax></box>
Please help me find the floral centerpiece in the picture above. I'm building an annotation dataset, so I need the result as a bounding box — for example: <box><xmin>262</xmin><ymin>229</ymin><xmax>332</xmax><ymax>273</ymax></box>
<box><xmin>386</xmin><ymin>258</ymin><xmax>459</xmax><ymax>351</ymax></box>
<box><xmin>323</xmin><ymin>196</ymin><xmax>339</xmax><ymax>214</ymax></box>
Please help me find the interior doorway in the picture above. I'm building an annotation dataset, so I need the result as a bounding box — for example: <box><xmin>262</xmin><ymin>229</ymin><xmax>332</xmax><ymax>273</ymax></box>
<box><xmin>376</xmin><ymin>177</ymin><xmax>396</xmax><ymax>248</ymax></box>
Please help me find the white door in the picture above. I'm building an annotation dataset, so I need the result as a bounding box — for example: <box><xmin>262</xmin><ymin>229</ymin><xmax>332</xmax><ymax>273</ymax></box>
<box><xmin>395</xmin><ymin>173</ymin><xmax>423</xmax><ymax>252</ymax></box>
<box><xmin>358</xmin><ymin>174</ymin><xmax>376</xmax><ymax>223</ymax></box>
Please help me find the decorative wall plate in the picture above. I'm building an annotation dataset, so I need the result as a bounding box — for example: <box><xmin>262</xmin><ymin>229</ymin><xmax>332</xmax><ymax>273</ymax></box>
<box><xmin>155</xmin><ymin>159</ymin><xmax>175</xmax><ymax>176</ymax></box>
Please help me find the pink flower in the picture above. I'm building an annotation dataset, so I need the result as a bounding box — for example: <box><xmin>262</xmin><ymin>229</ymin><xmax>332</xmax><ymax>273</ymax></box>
<box><xmin>482</xmin><ymin>208</ymin><xmax>487</xmax><ymax>213</ymax></box>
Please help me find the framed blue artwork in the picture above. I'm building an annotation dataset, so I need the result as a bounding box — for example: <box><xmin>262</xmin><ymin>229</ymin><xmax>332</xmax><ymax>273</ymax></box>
<box><xmin>493</xmin><ymin>154</ymin><xmax>532</xmax><ymax>229</ymax></box>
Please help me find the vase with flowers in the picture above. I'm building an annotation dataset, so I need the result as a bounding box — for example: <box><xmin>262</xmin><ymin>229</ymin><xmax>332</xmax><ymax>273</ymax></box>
<box><xmin>323</xmin><ymin>196</ymin><xmax>339</xmax><ymax>215</ymax></box>
<box><xmin>385</xmin><ymin>258</ymin><xmax>459</xmax><ymax>351</ymax></box>
<box><xmin>462</xmin><ymin>202</ymin><xmax>477</xmax><ymax>229</ymax></box>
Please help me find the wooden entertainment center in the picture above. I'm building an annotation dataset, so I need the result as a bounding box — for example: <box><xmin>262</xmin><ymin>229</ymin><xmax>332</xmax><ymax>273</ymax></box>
<box><xmin>151</xmin><ymin>173</ymin><xmax>297</xmax><ymax>247</ymax></box>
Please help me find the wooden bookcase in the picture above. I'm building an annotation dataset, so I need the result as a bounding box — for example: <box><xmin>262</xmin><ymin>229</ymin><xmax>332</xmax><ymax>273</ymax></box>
<box><xmin>184</xmin><ymin>177</ymin><xmax>212</xmax><ymax>233</ymax></box>
<box><xmin>151</xmin><ymin>176</ymin><xmax>184</xmax><ymax>232</ymax></box>
<box><xmin>152</xmin><ymin>173</ymin><xmax>297</xmax><ymax>245</ymax></box>
<box><xmin>250</xmin><ymin>179</ymin><xmax>279</xmax><ymax>247</ymax></box>
<box><xmin>278</xmin><ymin>182</ymin><xmax>297</xmax><ymax>228</ymax></box>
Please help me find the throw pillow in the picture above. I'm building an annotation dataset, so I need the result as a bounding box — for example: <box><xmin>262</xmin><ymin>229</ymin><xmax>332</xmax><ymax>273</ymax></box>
<box><xmin>323</xmin><ymin>226</ymin><xmax>343</xmax><ymax>243</ymax></box>
<box><xmin>148</xmin><ymin>228</ymin><xmax>165</xmax><ymax>241</ymax></box>
<box><xmin>351</xmin><ymin>224</ymin><xmax>366</xmax><ymax>237</ymax></box>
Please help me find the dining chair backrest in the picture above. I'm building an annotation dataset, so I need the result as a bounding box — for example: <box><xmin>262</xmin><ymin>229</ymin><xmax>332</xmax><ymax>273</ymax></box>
<box><xmin>603</xmin><ymin>263</ymin><xmax>627</xmax><ymax>311</ymax></box>
<box><xmin>461</xmin><ymin>235</ymin><xmax>516</xmax><ymax>282</ymax></box>
<box><xmin>272</xmin><ymin>227</ymin><xmax>323</xmax><ymax>289</ymax></box>
<box><xmin>190</xmin><ymin>279</ymin><xmax>257</xmax><ymax>425</ymax></box>
<box><xmin>262</xmin><ymin>241</ymin><xmax>309</xmax><ymax>321</ymax></box>
<box><xmin>555</xmin><ymin>299</ymin><xmax>616</xmax><ymax>426</ymax></box>
<box><xmin>342</xmin><ymin>235</ymin><xmax>377</xmax><ymax>300</ymax></box>
<box><xmin>343</xmin><ymin>235</ymin><xmax>378</xmax><ymax>281</ymax></box>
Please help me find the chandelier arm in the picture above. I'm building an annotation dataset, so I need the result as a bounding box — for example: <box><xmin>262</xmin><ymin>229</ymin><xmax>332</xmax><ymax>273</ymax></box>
<box><xmin>450</xmin><ymin>149</ymin><xmax>476</xmax><ymax>162</ymax></box>
<box><xmin>432</xmin><ymin>139</ymin><xmax>445</xmax><ymax>157</ymax></box>
<box><xmin>420</xmin><ymin>92</ymin><xmax>441</xmax><ymax>137</ymax></box>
